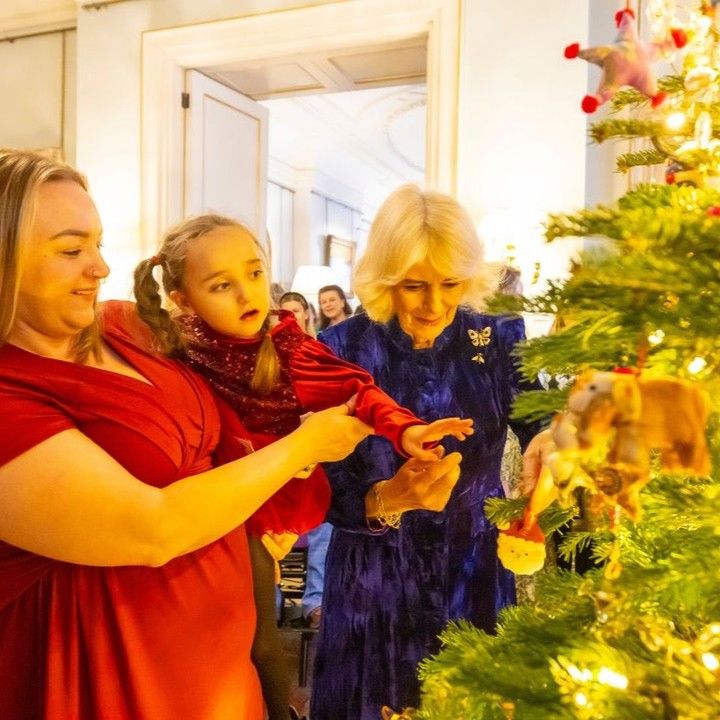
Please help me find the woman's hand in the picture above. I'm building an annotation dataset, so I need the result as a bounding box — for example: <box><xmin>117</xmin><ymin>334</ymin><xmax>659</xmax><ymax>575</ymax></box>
<box><xmin>400</xmin><ymin>418</ymin><xmax>474</xmax><ymax>461</ymax></box>
<box><xmin>519</xmin><ymin>429</ymin><xmax>556</xmax><ymax>496</ymax></box>
<box><xmin>297</xmin><ymin>404</ymin><xmax>373</xmax><ymax>464</ymax></box>
<box><xmin>365</xmin><ymin>452</ymin><xmax>463</xmax><ymax>521</ymax></box>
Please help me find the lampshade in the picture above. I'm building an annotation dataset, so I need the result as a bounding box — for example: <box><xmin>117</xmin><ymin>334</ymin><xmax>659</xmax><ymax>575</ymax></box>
<box><xmin>290</xmin><ymin>265</ymin><xmax>338</xmax><ymax>307</ymax></box>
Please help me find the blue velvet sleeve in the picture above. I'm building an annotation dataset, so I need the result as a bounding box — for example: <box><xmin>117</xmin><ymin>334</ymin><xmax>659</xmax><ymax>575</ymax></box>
<box><xmin>318</xmin><ymin>323</ymin><xmax>402</xmax><ymax>533</ymax></box>
<box><xmin>322</xmin><ymin>435</ymin><xmax>401</xmax><ymax>533</ymax></box>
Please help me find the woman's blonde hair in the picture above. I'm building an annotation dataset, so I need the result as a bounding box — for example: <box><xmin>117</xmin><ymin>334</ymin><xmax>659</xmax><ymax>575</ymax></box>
<box><xmin>353</xmin><ymin>184</ymin><xmax>491</xmax><ymax>323</ymax></box>
<box><xmin>134</xmin><ymin>214</ymin><xmax>281</xmax><ymax>394</ymax></box>
<box><xmin>0</xmin><ymin>149</ymin><xmax>101</xmax><ymax>360</ymax></box>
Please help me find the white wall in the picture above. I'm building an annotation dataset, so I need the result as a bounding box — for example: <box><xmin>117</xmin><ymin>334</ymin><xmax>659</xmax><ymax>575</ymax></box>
<box><xmin>458</xmin><ymin>0</ymin><xmax>590</xmax><ymax>294</ymax></box>
<box><xmin>0</xmin><ymin>29</ymin><xmax>75</xmax><ymax>161</ymax></box>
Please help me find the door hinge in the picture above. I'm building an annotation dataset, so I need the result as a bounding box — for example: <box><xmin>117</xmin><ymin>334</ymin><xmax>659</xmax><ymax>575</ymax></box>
<box><xmin>181</xmin><ymin>92</ymin><xmax>190</xmax><ymax>109</ymax></box>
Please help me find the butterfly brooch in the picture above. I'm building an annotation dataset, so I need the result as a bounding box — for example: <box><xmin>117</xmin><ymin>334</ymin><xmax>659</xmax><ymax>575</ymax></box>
<box><xmin>468</xmin><ymin>326</ymin><xmax>492</xmax><ymax>364</ymax></box>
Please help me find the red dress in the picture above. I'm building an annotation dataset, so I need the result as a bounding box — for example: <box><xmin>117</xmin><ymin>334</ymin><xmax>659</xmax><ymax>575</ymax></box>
<box><xmin>184</xmin><ymin>311</ymin><xmax>424</xmax><ymax>536</ymax></box>
<box><xmin>0</xmin><ymin>302</ymin><xmax>263</xmax><ymax>720</ymax></box>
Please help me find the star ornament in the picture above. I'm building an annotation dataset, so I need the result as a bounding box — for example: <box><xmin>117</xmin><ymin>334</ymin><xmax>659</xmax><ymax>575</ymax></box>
<box><xmin>564</xmin><ymin>8</ymin><xmax>685</xmax><ymax>114</ymax></box>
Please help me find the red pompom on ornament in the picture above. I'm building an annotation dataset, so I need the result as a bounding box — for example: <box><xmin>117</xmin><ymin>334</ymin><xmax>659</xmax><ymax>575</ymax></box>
<box><xmin>564</xmin><ymin>42</ymin><xmax>580</xmax><ymax>59</ymax></box>
<box><xmin>671</xmin><ymin>28</ymin><xmax>688</xmax><ymax>48</ymax></box>
<box><xmin>707</xmin><ymin>205</ymin><xmax>720</xmax><ymax>217</ymax></box>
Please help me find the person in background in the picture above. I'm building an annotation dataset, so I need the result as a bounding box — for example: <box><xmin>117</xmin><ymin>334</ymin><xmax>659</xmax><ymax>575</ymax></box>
<box><xmin>318</xmin><ymin>284</ymin><xmax>352</xmax><ymax>331</ymax></box>
<box><xmin>0</xmin><ymin>149</ymin><xmax>373</xmax><ymax>720</ymax></box>
<box><xmin>279</xmin><ymin>291</ymin><xmax>315</xmax><ymax>338</ymax></box>
<box><xmin>311</xmin><ymin>185</ymin><xmax>540</xmax><ymax>720</ymax></box>
<box><xmin>497</xmin><ymin>264</ymin><xmax>524</xmax><ymax>296</ymax></box>
<box><xmin>133</xmin><ymin>214</ymin><xmax>474</xmax><ymax>720</ymax></box>
<box><xmin>270</xmin><ymin>282</ymin><xmax>288</xmax><ymax>307</ymax></box>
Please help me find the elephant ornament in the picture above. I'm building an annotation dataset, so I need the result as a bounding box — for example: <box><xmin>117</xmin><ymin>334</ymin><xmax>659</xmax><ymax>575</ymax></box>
<box><xmin>498</xmin><ymin>369</ymin><xmax>711</xmax><ymax>575</ymax></box>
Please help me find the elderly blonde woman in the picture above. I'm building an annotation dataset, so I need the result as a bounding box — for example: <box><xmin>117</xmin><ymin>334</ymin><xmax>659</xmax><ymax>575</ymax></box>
<box><xmin>310</xmin><ymin>185</ymin><xmax>539</xmax><ymax>720</ymax></box>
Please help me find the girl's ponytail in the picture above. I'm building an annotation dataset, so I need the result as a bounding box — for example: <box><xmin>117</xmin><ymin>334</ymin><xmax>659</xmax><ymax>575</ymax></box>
<box><xmin>133</xmin><ymin>257</ymin><xmax>187</xmax><ymax>358</ymax></box>
<box><xmin>250</xmin><ymin>321</ymin><xmax>281</xmax><ymax>394</ymax></box>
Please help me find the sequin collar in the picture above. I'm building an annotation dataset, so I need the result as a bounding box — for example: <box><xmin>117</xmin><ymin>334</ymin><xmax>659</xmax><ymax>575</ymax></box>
<box><xmin>184</xmin><ymin>309</ymin><xmax>303</xmax><ymax>348</ymax></box>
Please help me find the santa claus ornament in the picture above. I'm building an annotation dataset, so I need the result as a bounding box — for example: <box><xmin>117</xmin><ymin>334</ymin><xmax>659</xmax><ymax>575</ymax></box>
<box><xmin>565</xmin><ymin>6</ymin><xmax>686</xmax><ymax>113</ymax></box>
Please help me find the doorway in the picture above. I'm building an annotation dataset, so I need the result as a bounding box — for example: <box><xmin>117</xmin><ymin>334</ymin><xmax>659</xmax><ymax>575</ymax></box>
<box><xmin>141</xmin><ymin>0</ymin><xmax>461</xmax><ymax>251</ymax></box>
<box><xmin>185</xmin><ymin>44</ymin><xmax>427</xmax><ymax>289</ymax></box>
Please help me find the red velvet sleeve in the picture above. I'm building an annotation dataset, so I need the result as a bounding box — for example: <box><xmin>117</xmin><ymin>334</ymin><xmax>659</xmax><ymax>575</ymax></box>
<box><xmin>289</xmin><ymin>335</ymin><xmax>424</xmax><ymax>455</ymax></box>
<box><xmin>0</xmin><ymin>387</ymin><xmax>75</xmax><ymax>467</ymax></box>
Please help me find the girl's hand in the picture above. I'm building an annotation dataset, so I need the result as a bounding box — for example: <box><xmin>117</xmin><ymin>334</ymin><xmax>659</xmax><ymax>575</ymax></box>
<box><xmin>297</xmin><ymin>404</ymin><xmax>373</xmax><ymax>463</ymax></box>
<box><xmin>400</xmin><ymin>418</ymin><xmax>474</xmax><ymax>461</ymax></box>
<box><xmin>261</xmin><ymin>531</ymin><xmax>299</xmax><ymax>562</ymax></box>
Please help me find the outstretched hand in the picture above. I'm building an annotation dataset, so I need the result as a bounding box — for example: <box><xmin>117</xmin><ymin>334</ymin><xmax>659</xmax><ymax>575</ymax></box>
<box><xmin>400</xmin><ymin>417</ymin><xmax>474</xmax><ymax>461</ymax></box>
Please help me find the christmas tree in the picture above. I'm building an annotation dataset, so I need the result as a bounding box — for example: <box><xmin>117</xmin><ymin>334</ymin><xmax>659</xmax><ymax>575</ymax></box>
<box><xmin>416</xmin><ymin>2</ymin><xmax>720</xmax><ymax>718</ymax></box>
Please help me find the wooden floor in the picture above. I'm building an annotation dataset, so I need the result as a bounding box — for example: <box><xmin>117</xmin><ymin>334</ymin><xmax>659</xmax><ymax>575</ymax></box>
<box><xmin>281</xmin><ymin>624</ymin><xmax>318</xmax><ymax>719</ymax></box>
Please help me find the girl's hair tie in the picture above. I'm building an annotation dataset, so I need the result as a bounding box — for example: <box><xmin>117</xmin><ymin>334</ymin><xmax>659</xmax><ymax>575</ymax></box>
<box><xmin>151</xmin><ymin>254</ymin><xmax>164</xmax><ymax>266</ymax></box>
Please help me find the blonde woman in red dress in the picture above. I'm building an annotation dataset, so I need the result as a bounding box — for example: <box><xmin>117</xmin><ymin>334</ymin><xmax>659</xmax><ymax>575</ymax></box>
<box><xmin>0</xmin><ymin>150</ymin><xmax>374</xmax><ymax>720</ymax></box>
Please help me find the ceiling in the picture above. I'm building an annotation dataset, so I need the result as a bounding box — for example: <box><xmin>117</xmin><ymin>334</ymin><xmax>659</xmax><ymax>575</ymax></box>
<box><xmin>204</xmin><ymin>36</ymin><xmax>426</xmax><ymax>101</ymax></box>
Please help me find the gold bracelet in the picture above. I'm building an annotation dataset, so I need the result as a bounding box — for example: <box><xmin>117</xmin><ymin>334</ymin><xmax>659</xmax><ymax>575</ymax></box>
<box><xmin>374</xmin><ymin>480</ymin><xmax>402</xmax><ymax>529</ymax></box>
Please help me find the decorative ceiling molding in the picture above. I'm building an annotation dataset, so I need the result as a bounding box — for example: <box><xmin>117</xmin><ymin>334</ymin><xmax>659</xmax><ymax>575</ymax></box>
<box><xmin>384</xmin><ymin>95</ymin><xmax>426</xmax><ymax>173</ymax></box>
<box><xmin>262</xmin><ymin>84</ymin><xmax>426</xmax><ymax>194</ymax></box>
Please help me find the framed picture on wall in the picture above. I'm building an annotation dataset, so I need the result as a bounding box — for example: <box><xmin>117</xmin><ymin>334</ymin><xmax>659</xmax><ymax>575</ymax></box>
<box><xmin>325</xmin><ymin>234</ymin><xmax>356</xmax><ymax>297</ymax></box>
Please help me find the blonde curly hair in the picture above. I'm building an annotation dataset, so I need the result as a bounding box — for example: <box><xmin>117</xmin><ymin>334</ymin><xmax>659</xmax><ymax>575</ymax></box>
<box><xmin>353</xmin><ymin>184</ymin><xmax>492</xmax><ymax>323</ymax></box>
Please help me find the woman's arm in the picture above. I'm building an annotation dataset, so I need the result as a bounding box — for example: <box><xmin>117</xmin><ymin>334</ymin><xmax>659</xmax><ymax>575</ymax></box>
<box><xmin>0</xmin><ymin>405</ymin><xmax>370</xmax><ymax>567</ymax></box>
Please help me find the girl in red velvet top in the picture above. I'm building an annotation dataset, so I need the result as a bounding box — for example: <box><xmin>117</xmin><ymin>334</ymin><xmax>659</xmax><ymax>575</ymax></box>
<box><xmin>133</xmin><ymin>214</ymin><xmax>472</xmax><ymax>720</ymax></box>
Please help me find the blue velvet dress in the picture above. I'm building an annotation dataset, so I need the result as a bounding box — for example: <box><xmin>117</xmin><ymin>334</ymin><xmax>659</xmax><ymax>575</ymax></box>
<box><xmin>310</xmin><ymin>309</ymin><xmax>536</xmax><ymax>720</ymax></box>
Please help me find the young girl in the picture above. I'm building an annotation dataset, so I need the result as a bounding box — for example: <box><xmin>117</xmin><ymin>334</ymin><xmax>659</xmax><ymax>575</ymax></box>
<box><xmin>133</xmin><ymin>215</ymin><xmax>473</xmax><ymax>720</ymax></box>
<box><xmin>279</xmin><ymin>290</ymin><xmax>315</xmax><ymax>337</ymax></box>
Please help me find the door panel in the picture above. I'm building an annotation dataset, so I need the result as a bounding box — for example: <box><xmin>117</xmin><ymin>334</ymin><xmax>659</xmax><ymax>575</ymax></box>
<box><xmin>185</xmin><ymin>69</ymin><xmax>268</xmax><ymax>240</ymax></box>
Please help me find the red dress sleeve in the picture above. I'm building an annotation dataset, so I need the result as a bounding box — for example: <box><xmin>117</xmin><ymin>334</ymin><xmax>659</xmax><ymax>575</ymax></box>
<box><xmin>290</xmin><ymin>335</ymin><xmax>425</xmax><ymax>456</ymax></box>
<box><xmin>0</xmin><ymin>375</ymin><xmax>75</xmax><ymax>467</ymax></box>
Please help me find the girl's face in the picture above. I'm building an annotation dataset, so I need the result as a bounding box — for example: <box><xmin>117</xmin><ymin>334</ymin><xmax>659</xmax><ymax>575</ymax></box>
<box><xmin>319</xmin><ymin>290</ymin><xmax>347</xmax><ymax>324</ymax></box>
<box><xmin>391</xmin><ymin>258</ymin><xmax>465</xmax><ymax>348</ymax></box>
<box><xmin>280</xmin><ymin>299</ymin><xmax>309</xmax><ymax>333</ymax></box>
<box><xmin>171</xmin><ymin>225</ymin><xmax>270</xmax><ymax>339</ymax></box>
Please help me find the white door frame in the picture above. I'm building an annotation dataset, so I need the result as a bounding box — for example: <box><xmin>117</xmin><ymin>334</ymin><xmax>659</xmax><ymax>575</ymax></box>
<box><xmin>141</xmin><ymin>0</ymin><xmax>461</xmax><ymax>249</ymax></box>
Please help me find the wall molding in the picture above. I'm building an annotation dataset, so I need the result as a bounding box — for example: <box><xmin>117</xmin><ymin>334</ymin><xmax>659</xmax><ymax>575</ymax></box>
<box><xmin>0</xmin><ymin>2</ymin><xmax>76</xmax><ymax>39</ymax></box>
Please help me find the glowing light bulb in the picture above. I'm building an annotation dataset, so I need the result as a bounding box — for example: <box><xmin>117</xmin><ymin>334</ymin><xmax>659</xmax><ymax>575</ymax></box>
<box><xmin>574</xmin><ymin>691</ymin><xmax>589</xmax><ymax>707</ymax></box>
<box><xmin>666</xmin><ymin>112</ymin><xmax>686</xmax><ymax>131</ymax></box>
<box><xmin>688</xmin><ymin>356</ymin><xmax>707</xmax><ymax>374</ymax></box>
<box><xmin>648</xmin><ymin>329</ymin><xmax>665</xmax><ymax>345</ymax></box>
<box><xmin>702</xmin><ymin>652</ymin><xmax>719</xmax><ymax>671</ymax></box>
<box><xmin>597</xmin><ymin>667</ymin><xmax>629</xmax><ymax>689</ymax></box>
<box><xmin>567</xmin><ymin>664</ymin><xmax>593</xmax><ymax>683</ymax></box>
